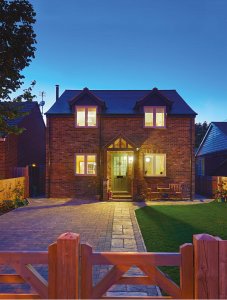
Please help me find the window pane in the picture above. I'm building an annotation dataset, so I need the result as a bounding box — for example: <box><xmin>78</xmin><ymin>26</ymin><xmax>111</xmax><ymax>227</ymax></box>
<box><xmin>156</xmin><ymin>107</ymin><xmax>165</xmax><ymax>127</ymax></box>
<box><xmin>144</xmin><ymin>155</ymin><xmax>154</xmax><ymax>176</ymax></box>
<box><xmin>145</xmin><ymin>112</ymin><xmax>153</xmax><ymax>127</ymax></box>
<box><xmin>76</xmin><ymin>155</ymin><xmax>85</xmax><ymax>174</ymax></box>
<box><xmin>87</xmin><ymin>155</ymin><xmax>96</xmax><ymax>175</ymax></box>
<box><xmin>76</xmin><ymin>107</ymin><xmax>85</xmax><ymax>126</ymax></box>
<box><xmin>155</xmin><ymin>155</ymin><xmax>165</xmax><ymax>176</ymax></box>
<box><xmin>87</xmin><ymin>107</ymin><xmax>97</xmax><ymax>127</ymax></box>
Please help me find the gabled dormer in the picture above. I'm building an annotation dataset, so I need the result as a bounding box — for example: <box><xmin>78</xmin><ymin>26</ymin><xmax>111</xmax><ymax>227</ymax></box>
<box><xmin>134</xmin><ymin>88</ymin><xmax>173</xmax><ymax>128</ymax></box>
<box><xmin>69</xmin><ymin>87</ymin><xmax>106</xmax><ymax>128</ymax></box>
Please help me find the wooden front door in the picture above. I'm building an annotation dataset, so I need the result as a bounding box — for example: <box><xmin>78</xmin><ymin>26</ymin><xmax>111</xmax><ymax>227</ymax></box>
<box><xmin>112</xmin><ymin>154</ymin><xmax>128</xmax><ymax>192</ymax></box>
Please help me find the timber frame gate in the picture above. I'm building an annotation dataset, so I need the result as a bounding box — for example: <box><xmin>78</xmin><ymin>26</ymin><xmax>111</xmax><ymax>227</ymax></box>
<box><xmin>0</xmin><ymin>232</ymin><xmax>226</xmax><ymax>299</ymax></box>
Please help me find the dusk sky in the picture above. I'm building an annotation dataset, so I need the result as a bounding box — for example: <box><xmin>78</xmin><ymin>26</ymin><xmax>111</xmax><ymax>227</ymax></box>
<box><xmin>21</xmin><ymin>0</ymin><xmax>227</xmax><ymax>123</ymax></box>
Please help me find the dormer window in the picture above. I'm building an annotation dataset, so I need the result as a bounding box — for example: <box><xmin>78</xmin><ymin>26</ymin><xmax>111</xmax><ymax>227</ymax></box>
<box><xmin>75</xmin><ymin>106</ymin><xmax>97</xmax><ymax>127</ymax></box>
<box><xmin>144</xmin><ymin>106</ymin><xmax>166</xmax><ymax>128</ymax></box>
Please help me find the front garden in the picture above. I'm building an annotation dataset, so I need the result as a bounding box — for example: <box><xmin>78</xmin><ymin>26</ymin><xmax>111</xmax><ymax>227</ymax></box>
<box><xmin>136</xmin><ymin>201</ymin><xmax>227</xmax><ymax>284</ymax></box>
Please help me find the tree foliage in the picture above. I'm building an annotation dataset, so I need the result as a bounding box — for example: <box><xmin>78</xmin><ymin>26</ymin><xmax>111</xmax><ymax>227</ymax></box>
<box><xmin>0</xmin><ymin>0</ymin><xmax>36</xmax><ymax>135</ymax></box>
<box><xmin>195</xmin><ymin>121</ymin><xmax>209</xmax><ymax>148</ymax></box>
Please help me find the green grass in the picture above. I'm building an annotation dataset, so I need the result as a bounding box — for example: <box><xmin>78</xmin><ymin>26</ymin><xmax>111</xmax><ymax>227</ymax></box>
<box><xmin>135</xmin><ymin>202</ymin><xmax>227</xmax><ymax>289</ymax></box>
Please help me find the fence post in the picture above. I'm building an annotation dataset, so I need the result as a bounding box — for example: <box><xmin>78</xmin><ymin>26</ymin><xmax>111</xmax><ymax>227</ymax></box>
<box><xmin>180</xmin><ymin>243</ymin><xmax>194</xmax><ymax>298</ymax></box>
<box><xmin>219</xmin><ymin>240</ymin><xmax>227</xmax><ymax>299</ymax></box>
<box><xmin>25</xmin><ymin>165</ymin><xmax>29</xmax><ymax>198</ymax></box>
<box><xmin>193</xmin><ymin>233</ymin><xmax>219</xmax><ymax>299</ymax></box>
<box><xmin>48</xmin><ymin>232</ymin><xmax>80</xmax><ymax>299</ymax></box>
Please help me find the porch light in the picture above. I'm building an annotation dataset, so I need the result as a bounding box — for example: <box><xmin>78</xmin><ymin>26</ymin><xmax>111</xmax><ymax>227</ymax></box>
<box><xmin>32</xmin><ymin>163</ymin><xmax>36</xmax><ymax>167</ymax></box>
<box><xmin>128</xmin><ymin>156</ymin><xmax>134</xmax><ymax>163</ymax></box>
<box><xmin>145</xmin><ymin>157</ymin><xmax>151</xmax><ymax>163</ymax></box>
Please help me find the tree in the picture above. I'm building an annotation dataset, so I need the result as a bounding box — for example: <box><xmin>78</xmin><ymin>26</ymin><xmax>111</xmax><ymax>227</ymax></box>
<box><xmin>0</xmin><ymin>0</ymin><xmax>36</xmax><ymax>134</ymax></box>
<box><xmin>195</xmin><ymin>121</ymin><xmax>209</xmax><ymax>148</ymax></box>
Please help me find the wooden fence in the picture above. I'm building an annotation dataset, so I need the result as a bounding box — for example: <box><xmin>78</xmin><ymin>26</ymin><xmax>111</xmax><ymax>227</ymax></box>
<box><xmin>195</xmin><ymin>175</ymin><xmax>227</xmax><ymax>197</ymax></box>
<box><xmin>0</xmin><ymin>176</ymin><xmax>29</xmax><ymax>202</ymax></box>
<box><xmin>0</xmin><ymin>232</ymin><xmax>226</xmax><ymax>299</ymax></box>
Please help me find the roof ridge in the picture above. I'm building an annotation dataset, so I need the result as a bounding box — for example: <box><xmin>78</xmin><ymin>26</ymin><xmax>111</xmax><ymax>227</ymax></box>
<box><xmin>65</xmin><ymin>89</ymin><xmax>177</xmax><ymax>92</ymax></box>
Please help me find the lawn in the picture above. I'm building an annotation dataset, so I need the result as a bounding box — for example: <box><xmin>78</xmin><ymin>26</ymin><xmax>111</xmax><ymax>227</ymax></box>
<box><xmin>135</xmin><ymin>201</ymin><xmax>227</xmax><ymax>288</ymax></box>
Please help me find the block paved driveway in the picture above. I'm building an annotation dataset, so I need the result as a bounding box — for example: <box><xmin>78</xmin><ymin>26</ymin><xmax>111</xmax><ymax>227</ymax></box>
<box><xmin>0</xmin><ymin>198</ymin><xmax>116</xmax><ymax>251</ymax></box>
<box><xmin>0</xmin><ymin>198</ymin><xmax>158</xmax><ymax>297</ymax></box>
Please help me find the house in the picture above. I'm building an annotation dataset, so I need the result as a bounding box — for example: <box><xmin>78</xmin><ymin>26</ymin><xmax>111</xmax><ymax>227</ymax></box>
<box><xmin>196</xmin><ymin>122</ymin><xmax>227</xmax><ymax>177</ymax></box>
<box><xmin>0</xmin><ymin>101</ymin><xmax>46</xmax><ymax>179</ymax></box>
<box><xmin>46</xmin><ymin>87</ymin><xmax>196</xmax><ymax>200</ymax></box>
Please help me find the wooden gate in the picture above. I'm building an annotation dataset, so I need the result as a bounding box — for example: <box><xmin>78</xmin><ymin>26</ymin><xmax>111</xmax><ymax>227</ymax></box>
<box><xmin>0</xmin><ymin>233</ymin><xmax>227</xmax><ymax>299</ymax></box>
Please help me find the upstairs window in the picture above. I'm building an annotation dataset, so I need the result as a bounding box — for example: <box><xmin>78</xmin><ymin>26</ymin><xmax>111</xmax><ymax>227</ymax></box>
<box><xmin>75</xmin><ymin>154</ymin><xmax>97</xmax><ymax>175</ymax></box>
<box><xmin>144</xmin><ymin>106</ymin><xmax>166</xmax><ymax>128</ymax></box>
<box><xmin>75</xmin><ymin>106</ymin><xmax>97</xmax><ymax>127</ymax></box>
<box><xmin>144</xmin><ymin>153</ymin><xmax>166</xmax><ymax>177</ymax></box>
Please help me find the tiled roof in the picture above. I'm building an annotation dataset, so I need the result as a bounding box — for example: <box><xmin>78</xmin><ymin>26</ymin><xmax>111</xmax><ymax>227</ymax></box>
<box><xmin>46</xmin><ymin>89</ymin><xmax>197</xmax><ymax>116</ymax></box>
<box><xmin>196</xmin><ymin>122</ymin><xmax>227</xmax><ymax>156</ymax></box>
<box><xmin>212</xmin><ymin>122</ymin><xmax>227</xmax><ymax>136</ymax></box>
<box><xmin>1</xmin><ymin>101</ymin><xmax>37</xmax><ymax>126</ymax></box>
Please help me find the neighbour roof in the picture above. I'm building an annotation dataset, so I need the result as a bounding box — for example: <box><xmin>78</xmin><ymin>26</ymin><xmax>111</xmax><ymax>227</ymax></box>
<box><xmin>196</xmin><ymin>122</ymin><xmax>227</xmax><ymax>156</ymax></box>
<box><xmin>212</xmin><ymin>122</ymin><xmax>227</xmax><ymax>136</ymax></box>
<box><xmin>46</xmin><ymin>89</ymin><xmax>197</xmax><ymax>116</ymax></box>
<box><xmin>0</xmin><ymin>101</ymin><xmax>37</xmax><ymax>126</ymax></box>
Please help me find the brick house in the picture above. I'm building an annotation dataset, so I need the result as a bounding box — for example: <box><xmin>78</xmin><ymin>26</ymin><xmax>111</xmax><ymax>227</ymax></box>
<box><xmin>0</xmin><ymin>101</ymin><xmax>46</xmax><ymax>179</ymax></box>
<box><xmin>46</xmin><ymin>87</ymin><xmax>196</xmax><ymax>200</ymax></box>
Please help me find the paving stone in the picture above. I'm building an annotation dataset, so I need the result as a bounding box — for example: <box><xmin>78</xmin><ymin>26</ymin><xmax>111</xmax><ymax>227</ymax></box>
<box><xmin>111</xmin><ymin>238</ymin><xmax>124</xmax><ymax>248</ymax></box>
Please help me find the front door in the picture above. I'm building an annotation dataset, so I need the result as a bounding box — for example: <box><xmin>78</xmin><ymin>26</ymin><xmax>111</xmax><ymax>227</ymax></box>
<box><xmin>112</xmin><ymin>154</ymin><xmax>128</xmax><ymax>192</ymax></box>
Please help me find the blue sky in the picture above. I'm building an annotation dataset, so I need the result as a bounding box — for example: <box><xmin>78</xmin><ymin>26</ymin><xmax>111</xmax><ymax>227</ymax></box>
<box><xmin>21</xmin><ymin>0</ymin><xmax>227</xmax><ymax>122</ymax></box>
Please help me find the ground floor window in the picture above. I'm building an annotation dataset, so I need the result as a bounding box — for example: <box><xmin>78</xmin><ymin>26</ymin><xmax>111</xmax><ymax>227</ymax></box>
<box><xmin>75</xmin><ymin>154</ymin><xmax>96</xmax><ymax>175</ymax></box>
<box><xmin>144</xmin><ymin>153</ymin><xmax>166</xmax><ymax>176</ymax></box>
<box><xmin>196</xmin><ymin>157</ymin><xmax>205</xmax><ymax>176</ymax></box>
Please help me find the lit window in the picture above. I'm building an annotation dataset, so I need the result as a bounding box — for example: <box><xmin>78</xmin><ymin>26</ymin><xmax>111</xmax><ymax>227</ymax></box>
<box><xmin>76</xmin><ymin>107</ymin><xmax>85</xmax><ymax>126</ymax></box>
<box><xmin>76</xmin><ymin>106</ymin><xmax>97</xmax><ymax>127</ymax></box>
<box><xmin>144</xmin><ymin>107</ymin><xmax>154</xmax><ymax>127</ymax></box>
<box><xmin>144</xmin><ymin>154</ymin><xmax>166</xmax><ymax>176</ymax></box>
<box><xmin>75</xmin><ymin>154</ymin><xmax>97</xmax><ymax>176</ymax></box>
<box><xmin>87</xmin><ymin>107</ymin><xmax>97</xmax><ymax>127</ymax></box>
<box><xmin>144</xmin><ymin>106</ymin><xmax>166</xmax><ymax>128</ymax></box>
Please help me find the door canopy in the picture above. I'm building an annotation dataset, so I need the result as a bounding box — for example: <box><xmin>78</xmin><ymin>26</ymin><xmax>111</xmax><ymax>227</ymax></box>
<box><xmin>108</xmin><ymin>137</ymin><xmax>133</xmax><ymax>149</ymax></box>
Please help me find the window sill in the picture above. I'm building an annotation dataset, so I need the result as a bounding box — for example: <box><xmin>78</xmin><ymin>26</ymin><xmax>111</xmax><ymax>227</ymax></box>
<box><xmin>144</xmin><ymin>126</ymin><xmax>166</xmax><ymax>129</ymax></box>
<box><xmin>75</xmin><ymin>174</ymin><xmax>97</xmax><ymax>177</ymax></box>
<box><xmin>144</xmin><ymin>175</ymin><xmax>167</xmax><ymax>178</ymax></box>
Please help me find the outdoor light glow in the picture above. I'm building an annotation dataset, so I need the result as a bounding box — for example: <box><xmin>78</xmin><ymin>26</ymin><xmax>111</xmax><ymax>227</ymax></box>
<box><xmin>32</xmin><ymin>163</ymin><xmax>36</xmax><ymax>167</ymax></box>
<box><xmin>128</xmin><ymin>156</ymin><xmax>134</xmax><ymax>163</ymax></box>
<box><xmin>145</xmin><ymin>157</ymin><xmax>151</xmax><ymax>163</ymax></box>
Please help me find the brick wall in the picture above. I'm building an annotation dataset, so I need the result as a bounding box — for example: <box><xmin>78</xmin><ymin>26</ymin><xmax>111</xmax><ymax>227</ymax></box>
<box><xmin>4</xmin><ymin>134</ymin><xmax>18</xmax><ymax>178</ymax></box>
<box><xmin>18</xmin><ymin>105</ymin><xmax>46</xmax><ymax>167</ymax></box>
<box><xmin>46</xmin><ymin>114</ymin><xmax>195</xmax><ymax>199</ymax></box>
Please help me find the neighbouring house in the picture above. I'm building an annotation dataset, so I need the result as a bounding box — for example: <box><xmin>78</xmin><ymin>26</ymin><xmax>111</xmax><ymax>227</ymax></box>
<box><xmin>0</xmin><ymin>101</ymin><xmax>46</xmax><ymax>180</ymax></box>
<box><xmin>196</xmin><ymin>122</ymin><xmax>227</xmax><ymax>177</ymax></box>
<box><xmin>46</xmin><ymin>87</ymin><xmax>196</xmax><ymax>201</ymax></box>
<box><xmin>195</xmin><ymin>122</ymin><xmax>227</xmax><ymax>197</ymax></box>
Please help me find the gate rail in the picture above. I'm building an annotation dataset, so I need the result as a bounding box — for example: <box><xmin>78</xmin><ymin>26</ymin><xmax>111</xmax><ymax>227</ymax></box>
<box><xmin>0</xmin><ymin>232</ymin><xmax>226</xmax><ymax>299</ymax></box>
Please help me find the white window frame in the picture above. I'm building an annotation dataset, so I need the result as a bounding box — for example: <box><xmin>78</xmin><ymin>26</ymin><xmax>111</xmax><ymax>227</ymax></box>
<box><xmin>75</xmin><ymin>106</ymin><xmax>98</xmax><ymax>128</ymax></box>
<box><xmin>144</xmin><ymin>106</ymin><xmax>166</xmax><ymax>128</ymax></box>
<box><xmin>75</xmin><ymin>153</ymin><xmax>97</xmax><ymax>176</ymax></box>
<box><xmin>144</xmin><ymin>153</ymin><xmax>166</xmax><ymax>177</ymax></box>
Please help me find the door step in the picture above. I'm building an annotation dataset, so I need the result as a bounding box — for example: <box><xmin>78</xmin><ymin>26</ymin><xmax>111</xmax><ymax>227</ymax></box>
<box><xmin>111</xmin><ymin>193</ymin><xmax>133</xmax><ymax>201</ymax></box>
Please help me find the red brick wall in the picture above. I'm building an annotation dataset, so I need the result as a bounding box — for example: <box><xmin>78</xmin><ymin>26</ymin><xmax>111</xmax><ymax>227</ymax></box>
<box><xmin>46</xmin><ymin>114</ymin><xmax>195</xmax><ymax>199</ymax></box>
<box><xmin>4</xmin><ymin>134</ymin><xmax>18</xmax><ymax>178</ymax></box>
<box><xmin>0</xmin><ymin>104</ymin><xmax>45</xmax><ymax>180</ymax></box>
<box><xmin>17</xmin><ymin>105</ymin><xmax>46</xmax><ymax>167</ymax></box>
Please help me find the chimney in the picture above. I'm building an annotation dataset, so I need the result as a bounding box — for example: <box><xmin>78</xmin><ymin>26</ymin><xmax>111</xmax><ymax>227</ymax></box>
<box><xmin>55</xmin><ymin>84</ymin><xmax>59</xmax><ymax>101</ymax></box>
